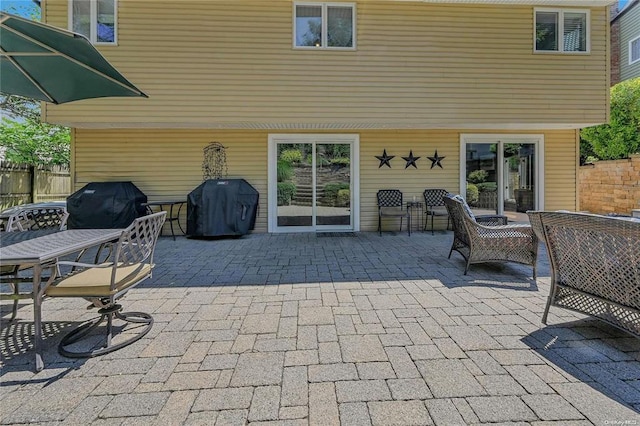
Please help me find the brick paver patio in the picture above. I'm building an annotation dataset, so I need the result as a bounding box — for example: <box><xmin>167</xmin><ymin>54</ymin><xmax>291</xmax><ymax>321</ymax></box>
<box><xmin>1</xmin><ymin>231</ymin><xmax>639</xmax><ymax>425</ymax></box>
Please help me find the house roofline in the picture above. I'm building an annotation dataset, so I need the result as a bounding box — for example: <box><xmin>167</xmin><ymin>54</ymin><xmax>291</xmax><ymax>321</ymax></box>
<box><xmin>55</xmin><ymin>121</ymin><xmax>604</xmax><ymax>131</ymax></box>
<box><xmin>612</xmin><ymin>0</ymin><xmax>639</xmax><ymax>22</ymax></box>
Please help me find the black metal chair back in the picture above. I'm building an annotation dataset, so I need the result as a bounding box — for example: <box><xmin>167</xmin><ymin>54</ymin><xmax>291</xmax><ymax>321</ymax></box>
<box><xmin>422</xmin><ymin>189</ymin><xmax>450</xmax><ymax>234</ymax></box>
<box><xmin>376</xmin><ymin>190</ymin><xmax>410</xmax><ymax>236</ymax></box>
<box><xmin>377</xmin><ymin>189</ymin><xmax>403</xmax><ymax>208</ymax></box>
<box><xmin>423</xmin><ymin>189</ymin><xmax>448</xmax><ymax>207</ymax></box>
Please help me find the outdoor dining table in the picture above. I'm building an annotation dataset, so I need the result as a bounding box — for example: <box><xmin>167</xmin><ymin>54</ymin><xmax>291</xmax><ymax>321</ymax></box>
<box><xmin>142</xmin><ymin>200</ymin><xmax>186</xmax><ymax>240</ymax></box>
<box><xmin>0</xmin><ymin>228</ymin><xmax>124</xmax><ymax>371</ymax></box>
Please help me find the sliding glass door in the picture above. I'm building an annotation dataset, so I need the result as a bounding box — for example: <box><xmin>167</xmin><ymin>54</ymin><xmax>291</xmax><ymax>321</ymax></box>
<box><xmin>268</xmin><ymin>135</ymin><xmax>359</xmax><ymax>233</ymax></box>
<box><xmin>461</xmin><ymin>135</ymin><xmax>543</xmax><ymax>222</ymax></box>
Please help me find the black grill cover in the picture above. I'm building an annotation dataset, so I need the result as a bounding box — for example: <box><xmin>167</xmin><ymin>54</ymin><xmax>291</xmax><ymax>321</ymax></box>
<box><xmin>187</xmin><ymin>179</ymin><xmax>259</xmax><ymax>237</ymax></box>
<box><xmin>67</xmin><ymin>181</ymin><xmax>147</xmax><ymax>229</ymax></box>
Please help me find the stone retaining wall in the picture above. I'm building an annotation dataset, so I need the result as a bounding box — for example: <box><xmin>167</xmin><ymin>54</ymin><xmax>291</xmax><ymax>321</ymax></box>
<box><xmin>579</xmin><ymin>155</ymin><xmax>640</xmax><ymax>215</ymax></box>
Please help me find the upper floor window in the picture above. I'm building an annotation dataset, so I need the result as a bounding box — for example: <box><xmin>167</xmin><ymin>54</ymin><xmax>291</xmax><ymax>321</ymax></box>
<box><xmin>69</xmin><ymin>0</ymin><xmax>117</xmax><ymax>44</ymax></box>
<box><xmin>294</xmin><ymin>3</ymin><xmax>355</xmax><ymax>49</ymax></box>
<box><xmin>535</xmin><ymin>8</ymin><xmax>589</xmax><ymax>53</ymax></box>
<box><xmin>631</xmin><ymin>35</ymin><xmax>640</xmax><ymax>65</ymax></box>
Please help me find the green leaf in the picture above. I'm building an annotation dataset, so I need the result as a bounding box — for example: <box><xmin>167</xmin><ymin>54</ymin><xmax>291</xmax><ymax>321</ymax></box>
<box><xmin>0</xmin><ymin>117</ymin><xmax>70</xmax><ymax>166</ymax></box>
<box><xmin>581</xmin><ymin>77</ymin><xmax>640</xmax><ymax>160</ymax></box>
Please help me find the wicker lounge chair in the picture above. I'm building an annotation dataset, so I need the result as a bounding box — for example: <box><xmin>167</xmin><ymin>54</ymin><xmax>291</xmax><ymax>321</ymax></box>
<box><xmin>528</xmin><ymin>211</ymin><xmax>640</xmax><ymax>337</ymax></box>
<box><xmin>1</xmin><ymin>206</ymin><xmax>69</xmax><ymax>321</ymax></box>
<box><xmin>444</xmin><ymin>194</ymin><xmax>538</xmax><ymax>276</ymax></box>
<box><xmin>45</xmin><ymin>211</ymin><xmax>166</xmax><ymax>357</ymax></box>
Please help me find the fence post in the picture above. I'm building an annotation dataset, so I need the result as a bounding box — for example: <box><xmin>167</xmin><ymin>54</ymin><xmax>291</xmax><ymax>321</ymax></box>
<box><xmin>30</xmin><ymin>165</ymin><xmax>36</xmax><ymax>203</ymax></box>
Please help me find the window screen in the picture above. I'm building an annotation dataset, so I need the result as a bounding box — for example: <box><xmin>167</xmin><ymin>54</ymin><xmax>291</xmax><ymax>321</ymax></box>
<box><xmin>631</xmin><ymin>36</ymin><xmax>640</xmax><ymax>64</ymax></box>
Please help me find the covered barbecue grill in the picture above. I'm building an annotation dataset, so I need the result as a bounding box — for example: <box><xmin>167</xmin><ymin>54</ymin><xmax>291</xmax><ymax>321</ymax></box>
<box><xmin>187</xmin><ymin>179</ymin><xmax>259</xmax><ymax>237</ymax></box>
<box><xmin>67</xmin><ymin>181</ymin><xmax>148</xmax><ymax>229</ymax></box>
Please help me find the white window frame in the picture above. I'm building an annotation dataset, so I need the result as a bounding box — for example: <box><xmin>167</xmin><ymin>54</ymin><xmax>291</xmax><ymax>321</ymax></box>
<box><xmin>459</xmin><ymin>134</ymin><xmax>545</xmax><ymax>215</ymax></box>
<box><xmin>534</xmin><ymin>8</ymin><xmax>590</xmax><ymax>54</ymax></box>
<box><xmin>68</xmin><ymin>0</ymin><xmax>118</xmax><ymax>45</ymax></box>
<box><xmin>268</xmin><ymin>134</ymin><xmax>360</xmax><ymax>233</ymax></box>
<box><xmin>630</xmin><ymin>35</ymin><xmax>640</xmax><ymax>65</ymax></box>
<box><xmin>293</xmin><ymin>2</ymin><xmax>356</xmax><ymax>50</ymax></box>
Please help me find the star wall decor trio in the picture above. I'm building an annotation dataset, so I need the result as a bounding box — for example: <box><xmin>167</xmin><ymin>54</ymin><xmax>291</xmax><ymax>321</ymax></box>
<box><xmin>375</xmin><ymin>150</ymin><xmax>445</xmax><ymax>169</ymax></box>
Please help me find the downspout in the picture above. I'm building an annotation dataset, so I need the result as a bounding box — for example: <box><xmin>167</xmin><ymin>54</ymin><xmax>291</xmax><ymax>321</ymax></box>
<box><xmin>70</xmin><ymin>128</ymin><xmax>76</xmax><ymax>193</ymax></box>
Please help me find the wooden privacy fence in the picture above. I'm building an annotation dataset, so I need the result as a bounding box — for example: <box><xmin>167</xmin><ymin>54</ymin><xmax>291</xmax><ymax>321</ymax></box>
<box><xmin>0</xmin><ymin>161</ymin><xmax>71</xmax><ymax>210</ymax></box>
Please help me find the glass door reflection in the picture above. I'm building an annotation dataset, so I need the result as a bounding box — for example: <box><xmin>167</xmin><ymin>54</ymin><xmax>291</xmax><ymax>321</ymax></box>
<box><xmin>276</xmin><ymin>143</ymin><xmax>313</xmax><ymax>228</ymax></box>
<box><xmin>464</xmin><ymin>141</ymin><xmax>538</xmax><ymax>223</ymax></box>
<box><xmin>465</xmin><ymin>143</ymin><xmax>499</xmax><ymax>216</ymax></box>
<box><xmin>316</xmin><ymin>143</ymin><xmax>351</xmax><ymax>228</ymax></box>
<box><xmin>274</xmin><ymin>141</ymin><xmax>353</xmax><ymax>231</ymax></box>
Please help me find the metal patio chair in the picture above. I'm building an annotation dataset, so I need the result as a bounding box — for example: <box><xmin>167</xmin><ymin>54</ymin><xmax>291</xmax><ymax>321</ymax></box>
<box><xmin>1</xmin><ymin>206</ymin><xmax>69</xmax><ymax>321</ymax></box>
<box><xmin>45</xmin><ymin>211</ymin><xmax>166</xmax><ymax>358</ymax></box>
<box><xmin>444</xmin><ymin>194</ymin><xmax>537</xmax><ymax>276</ymax></box>
<box><xmin>377</xmin><ymin>189</ymin><xmax>411</xmax><ymax>236</ymax></box>
<box><xmin>423</xmin><ymin>188</ymin><xmax>451</xmax><ymax>235</ymax></box>
<box><xmin>4</xmin><ymin>205</ymin><xmax>68</xmax><ymax>232</ymax></box>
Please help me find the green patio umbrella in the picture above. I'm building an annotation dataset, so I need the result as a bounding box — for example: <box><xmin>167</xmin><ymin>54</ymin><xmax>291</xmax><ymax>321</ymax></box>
<box><xmin>0</xmin><ymin>12</ymin><xmax>147</xmax><ymax>104</ymax></box>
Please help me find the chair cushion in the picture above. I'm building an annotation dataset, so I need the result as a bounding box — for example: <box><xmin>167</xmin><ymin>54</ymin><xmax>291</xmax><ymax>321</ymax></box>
<box><xmin>46</xmin><ymin>263</ymin><xmax>152</xmax><ymax>298</ymax></box>
<box><xmin>451</xmin><ymin>195</ymin><xmax>475</xmax><ymax>221</ymax></box>
<box><xmin>428</xmin><ymin>206</ymin><xmax>448</xmax><ymax>216</ymax></box>
<box><xmin>379</xmin><ymin>207</ymin><xmax>408</xmax><ymax>217</ymax></box>
<box><xmin>478</xmin><ymin>230</ymin><xmax>533</xmax><ymax>240</ymax></box>
<box><xmin>0</xmin><ymin>263</ymin><xmax>33</xmax><ymax>275</ymax></box>
<box><xmin>0</xmin><ymin>265</ymin><xmax>17</xmax><ymax>275</ymax></box>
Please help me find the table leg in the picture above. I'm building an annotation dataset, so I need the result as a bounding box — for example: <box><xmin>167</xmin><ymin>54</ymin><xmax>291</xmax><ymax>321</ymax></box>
<box><xmin>176</xmin><ymin>202</ymin><xmax>185</xmax><ymax>234</ymax></box>
<box><xmin>168</xmin><ymin>203</ymin><xmax>176</xmax><ymax>241</ymax></box>
<box><xmin>32</xmin><ymin>264</ymin><xmax>44</xmax><ymax>372</ymax></box>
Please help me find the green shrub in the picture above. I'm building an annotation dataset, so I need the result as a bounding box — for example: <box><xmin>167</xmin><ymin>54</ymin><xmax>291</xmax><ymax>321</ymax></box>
<box><xmin>476</xmin><ymin>182</ymin><xmax>497</xmax><ymax>192</ymax></box>
<box><xmin>581</xmin><ymin>77</ymin><xmax>640</xmax><ymax>160</ymax></box>
<box><xmin>330</xmin><ymin>157</ymin><xmax>350</xmax><ymax>166</ymax></box>
<box><xmin>466</xmin><ymin>183</ymin><xmax>479</xmax><ymax>206</ymax></box>
<box><xmin>277</xmin><ymin>160</ymin><xmax>293</xmax><ymax>182</ymax></box>
<box><xmin>280</xmin><ymin>149</ymin><xmax>303</xmax><ymax>164</ymax></box>
<box><xmin>323</xmin><ymin>144</ymin><xmax>350</xmax><ymax>158</ymax></box>
<box><xmin>277</xmin><ymin>182</ymin><xmax>296</xmax><ymax>206</ymax></box>
<box><xmin>317</xmin><ymin>156</ymin><xmax>330</xmax><ymax>167</ymax></box>
<box><xmin>467</xmin><ymin>170</ymin><xmax>488</xmax><ymax>184</ymax></box>
<box><xmin>324</xmin><ymin>182</ymin><xmax>350</xmax><ymax>200</ymax></box>
<box><xmin>336</xmin><ymin>189</ymin><xmax>350</xmax><ymax>207</ymax></box>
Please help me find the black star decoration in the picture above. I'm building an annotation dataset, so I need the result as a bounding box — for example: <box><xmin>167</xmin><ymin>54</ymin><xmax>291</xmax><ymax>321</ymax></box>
<box><xmin>427</xmin><ymin>150</ymin><xmax>446</xmax><ymax>169</ymax></box>
<box><xmin>402</xmin><ymin>150</ymin><xmax>420</xmax><ymax>169</ymax></box>
<box><xmin>375</xmin><ymin>149</ymin><xmax>395</xmax><ymax>168</ymax></box>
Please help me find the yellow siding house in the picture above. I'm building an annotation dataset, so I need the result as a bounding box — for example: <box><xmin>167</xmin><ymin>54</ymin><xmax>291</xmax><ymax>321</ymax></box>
<box><xmin>43</xmin><ymin>0</ymin><xmax>614</xmax><ymax>233</ymax></box>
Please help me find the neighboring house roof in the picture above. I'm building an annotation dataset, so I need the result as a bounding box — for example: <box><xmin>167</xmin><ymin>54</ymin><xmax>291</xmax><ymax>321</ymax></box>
<box><xmin>612</xmin><ymin>0</ymin><xmax>639</xmax><ymax>22</ymax></box>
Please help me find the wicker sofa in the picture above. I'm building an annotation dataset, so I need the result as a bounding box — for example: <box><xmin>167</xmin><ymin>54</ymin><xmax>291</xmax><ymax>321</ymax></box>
<box><xmin>528</xmin><ymin>211</ymin><xmax>640</xmax><ymax>337</ymax></box>
<box><xmin>443</xmin><ymin>195</ymin><xmax>538</xmax><ymax>276</ymax></box>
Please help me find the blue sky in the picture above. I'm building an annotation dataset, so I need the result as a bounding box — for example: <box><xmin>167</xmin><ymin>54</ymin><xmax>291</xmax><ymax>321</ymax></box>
<box><xmin>1</xmin><ymin>0</ymin><xmax>39</xmax><ymax>18</ymax></box>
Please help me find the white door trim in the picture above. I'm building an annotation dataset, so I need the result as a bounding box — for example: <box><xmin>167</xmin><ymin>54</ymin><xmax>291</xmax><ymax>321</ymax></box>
<box><xmin>268</xmin><ymin>133</ymin><xmax>360</xmax><ymax>233</ymax></box>
<box><xmin>459</xmin><ymin>134</ymin><xmax>545</xmax><ymax>214</ymax></box>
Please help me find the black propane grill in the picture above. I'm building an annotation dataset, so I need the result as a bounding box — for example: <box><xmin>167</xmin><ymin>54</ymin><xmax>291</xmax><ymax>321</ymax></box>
<box><xmin>187</xmin><ymin>179</ymin><xmax>259</xmax><ymax>237</ymax></box>
<box><xmin>67</xmin><ymin>181</ymin><xmax>148</xmax><ymax>229</ymax></box>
